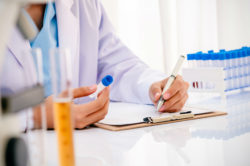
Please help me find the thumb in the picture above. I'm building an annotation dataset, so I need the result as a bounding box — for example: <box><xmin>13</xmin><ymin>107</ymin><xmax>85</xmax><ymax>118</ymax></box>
<box><xmin>73</xmin><ymin>84</ymin><xmax>97</xmax><ymax>98</ymax></box>
<box><xmin>149</xmin><ymin>83</ymin><xmax>162</xmax><ymax>104</ymax></box>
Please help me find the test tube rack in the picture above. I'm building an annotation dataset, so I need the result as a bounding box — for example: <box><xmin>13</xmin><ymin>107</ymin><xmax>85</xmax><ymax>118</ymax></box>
<box><xmin>183</xmin><ymin>67</ymin><xmax>250</xmax><ymax>99</ymax></box>
<box><xmin>182</xmin><ymin>67</ymin><xmax>227</xmax><ymax>99</ymax></box>
<box><xmin>183</xmin><ymin>47</ymin><xmax>250</xmax><ymax>99</ymax></box>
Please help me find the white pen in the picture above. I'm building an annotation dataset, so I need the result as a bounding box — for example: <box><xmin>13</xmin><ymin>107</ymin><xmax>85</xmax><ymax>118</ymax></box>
<box><xmin>156</xmin><ymin>55</ymin><xmax>185</xmax><ymax>111</ymax></box>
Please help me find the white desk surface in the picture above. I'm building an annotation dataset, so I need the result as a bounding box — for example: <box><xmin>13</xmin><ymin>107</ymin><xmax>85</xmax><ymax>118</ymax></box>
<box><xmin>27</xmin><ymin>91</ymin><xmax>250</xmax><ymax>166</ymax></box>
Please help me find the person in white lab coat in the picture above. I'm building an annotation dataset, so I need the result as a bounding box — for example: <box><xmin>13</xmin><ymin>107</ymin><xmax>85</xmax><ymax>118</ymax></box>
<box><xmin>1</xmin><ymin>0</ymin><xmax>189</xmax><ymax>129</ymax></box>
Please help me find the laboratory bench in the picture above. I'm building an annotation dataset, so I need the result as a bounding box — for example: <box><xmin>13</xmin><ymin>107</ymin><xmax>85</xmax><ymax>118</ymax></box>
<box><xmin>26</xmin><ymin>90</ymin><xmax>250</xmax><ymax>166</ymax></box>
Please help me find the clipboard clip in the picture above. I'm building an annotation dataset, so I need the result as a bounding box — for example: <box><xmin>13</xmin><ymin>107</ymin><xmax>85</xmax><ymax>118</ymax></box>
<box><xmin>143</xmin><ymin>111</ymin><xmax>194</xmax><ymax>124</ymax></box>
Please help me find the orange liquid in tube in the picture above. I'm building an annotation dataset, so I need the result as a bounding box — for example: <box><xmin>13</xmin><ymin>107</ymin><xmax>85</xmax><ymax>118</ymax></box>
<box><xmin>54</xmin><ymin>98</ymin><xmax>75</xmax><ymax>166</ymax></box>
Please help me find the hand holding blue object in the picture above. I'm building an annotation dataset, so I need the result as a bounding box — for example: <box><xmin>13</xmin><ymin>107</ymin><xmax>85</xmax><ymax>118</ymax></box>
<box><xmin>90</xmin><ymin>75</ymin><xmax>113</xmax><ymax>99</ymax></box>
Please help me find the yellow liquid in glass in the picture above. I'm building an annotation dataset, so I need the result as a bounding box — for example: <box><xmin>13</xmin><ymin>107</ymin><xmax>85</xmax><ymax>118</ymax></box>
<box><xmin>54</xmin><ymin>100</ymin><xmax>75</xmax><ymax>166</ymax></box>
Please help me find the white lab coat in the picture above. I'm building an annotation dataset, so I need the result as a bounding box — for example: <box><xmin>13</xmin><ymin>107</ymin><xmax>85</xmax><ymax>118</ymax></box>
<box><xmin>1</xmin><ymin>0</ymin><xmax>166</xmax><ymax>106</ymax></box>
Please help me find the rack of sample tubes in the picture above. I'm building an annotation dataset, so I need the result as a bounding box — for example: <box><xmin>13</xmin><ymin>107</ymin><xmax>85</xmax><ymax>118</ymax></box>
<box><xmin>182</xmin><ymin>47</ymin><xmax>250</xmax><ymax>98</ymax></box>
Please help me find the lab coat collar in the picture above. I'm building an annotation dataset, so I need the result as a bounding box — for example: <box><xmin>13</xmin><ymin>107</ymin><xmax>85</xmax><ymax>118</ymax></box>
<box><xmin>7</xmin><ymin>28</ymin><xmax>37</xmax><ymax>85</ymax></box>
<box><xmin>7</xmin><ymin>27</ymin><xmax>32</xmax><ymax>68</ymax></box>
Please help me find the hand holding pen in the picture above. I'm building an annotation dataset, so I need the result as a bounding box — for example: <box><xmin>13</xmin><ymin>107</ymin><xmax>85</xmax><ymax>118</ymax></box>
<box><xmin>149</xmin><ymin>56</ymin><xmax>189</xmax><ymax>112</ymax></box>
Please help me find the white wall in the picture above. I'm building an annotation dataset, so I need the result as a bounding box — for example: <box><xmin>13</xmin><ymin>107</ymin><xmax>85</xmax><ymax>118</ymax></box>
<box><xmin>101</xmin><ymin>0</ymin><xmax>250</xmax><ymax>74</ymax></box>
<box><xmin>101</xmin><ymin>0</ymin><xmax>165</xmax><ymax>72</ymax></box>
<box><xmin>217</xmin><ymin>0</ymin><xmax>250</xmax><ymax>50</ymax></box>
<box><xmin>100</xmin><ymin>0</ymin><xmax>119</xmax><ymax>30</ymax></box>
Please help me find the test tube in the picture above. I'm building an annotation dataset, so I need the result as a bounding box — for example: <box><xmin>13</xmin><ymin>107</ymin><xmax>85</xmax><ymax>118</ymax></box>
<box><xmin>196</xmin><ymin>52</ymin><xmax>203</xmax><ymax>89</ymax></box>
<box><xmin>232</xmin><ymin>51</ymin><xmax>238</xmax><ymax>77</ymax></box>
<box><xmin>225</xmin><ymin>52</ymin><xmax>231</xmax><ymax>68</ymax></box>
<box><xmin>31</xmin><ymin>49</ymin><xmax>47</xmax><ymax>129</ymax></box>
<box><xmin>247</xmin><ymin>47</ymin><xmax>250</xmax><ymax>64</ymax></box>
<box><xmin>21</xmin><ymin>48</ymin><xmax>46</xmax><ymax>166</ymax></box>
<box><xmin>242</xmin><ymin>47</ymin><xmax>248</xmax><ymax>66</ymax></box>
<box><xmin>218</xmin><ymin>52</ymin><xmax>225</xmax><ymax>68</ymax></box>
<box><xmin>206</xmin><ymin>52</ymin><xmax>214</xmax><ymax>89</ymax></box>
<box><xmin>187</xmin><ymin>54</ymin><xmax>195</xmax><ymax>68</ymax></box>
<box><xmin>238</xmin><ymin>50</ymin><xmax>244</xmax><ymax>76</ymax></box>
<box><xmin>50</xmin><ymin>48</ymin><xmax>75</xmax><ymax>166</ymax></box>
<box><xmin>202</xmin><ymin>53</ymin><xmax>209</xmax><ymax>67</ymax></box>
<box><xmin>228</xmin><ymin>51</ymin><xmax>235</xmax><ymax>90</ymax></box>
<box><xmin>30</xmin><ymin>48</ymin><xmax>47</xmax><ymax>166</ymax></box>
<box><xmin>244</xmin><ymin>47</ymin><xmax>250</xmax><ymax>75</ymax></box>
<box><xmin>210</xmin><ymin>53</ymin><xmax>219</xmax><ymax>67</ymax></box>
<box><xmin>248</xmin><ymin>48</ymin><xmax>250</xmax><ymax>75</ymax></box>
<box><xmin>242</xmin><ymin>48</ymin><xmax>248</xmax><ymax>75</ymax></box>
<box><xmin>193</xmin><ymin>51</ymin><xmax>201</xmax><ymax>67</ymax></box>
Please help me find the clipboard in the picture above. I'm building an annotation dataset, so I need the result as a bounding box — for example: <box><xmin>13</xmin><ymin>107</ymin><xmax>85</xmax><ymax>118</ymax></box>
<box><xmin>94</xmin><ymin>102</ymin><xmax>227</xmax><ymax>131</ymax></box>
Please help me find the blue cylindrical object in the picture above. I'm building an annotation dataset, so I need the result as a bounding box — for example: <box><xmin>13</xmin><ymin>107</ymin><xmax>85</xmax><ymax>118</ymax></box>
<box><xmin>187</xmin><ymin>54</ymin><xmax>196</xmax><ymax>67</ymax></box>
<box><xmin>187</xmin><ymin>54</ymin><xmax>194</xmax><ymax>60</ymax></box>
<box><xmin>102</xmin><ymin>75</ymin><xmax>113</xmax><ymax>86</ymax></box>
<box><xmin>195</xmin><ymin>52</ymin><xmax>202</xmax><ymax>67</ymax></box>
<box><xmin>208</xmin><ymin>50</ymin><xmax>214</xmax><ymax>54</ymax></box>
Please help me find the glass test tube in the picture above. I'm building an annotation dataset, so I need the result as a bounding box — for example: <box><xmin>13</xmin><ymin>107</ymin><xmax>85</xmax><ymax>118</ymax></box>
<box><xmin>207</xmin><ymin>53</ymin><xmax>214</xmax><ymax>89</ymax></box>
<box><xmin>241</xmin><ymin>49</ymin><xmax>248</xmax><ymax>87</ymax></box>
<box><xmin>196</xmin><ymin>52</ymin><xmax>203</xmax><ymax>89</ymax></box>
<box><xmin>21</xmin><ymin>48</ymin><xmax>46</xmax><ymax>166</ymax></box>
<box><xmin>187</xmin><ymin>54</ymin><xmax>194</xmax><ymax>68</ymax></box>
<box><xmin>243</xmin><ymin>49</ymin><xmax>248</xmax><ymax>75</ymax></box>
<box><xmin>247</xmin><ymin>48</ymin><xmax>250</xmax><ymax>64</ymax></box>
<box><xmin>50</xmin><ymin>48</ymin><xmax>75</xmax><ymax>166</ymax></box>
<box><xmin>30</xmin><ymin>48</ymin><xmax>47</xmax><ymax>166</ymax></box>
<box><xmin>248</xmin><ymin>48</ymin><xmax>250</xmax><ymax>77</ymax></box>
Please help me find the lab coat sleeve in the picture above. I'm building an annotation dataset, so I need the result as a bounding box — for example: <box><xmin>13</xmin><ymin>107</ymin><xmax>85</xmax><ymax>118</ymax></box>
<box><xmin>96</xmin><ymin>1</ymin><xmax>167</xmax><ymax>104</ymax></box>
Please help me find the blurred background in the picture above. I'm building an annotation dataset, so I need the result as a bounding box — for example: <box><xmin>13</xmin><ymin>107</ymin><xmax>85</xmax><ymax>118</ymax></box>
<box><xmin>101</xmin><ymin>0</ymin><xmax>250</xmax><ymax>75</ymax></box>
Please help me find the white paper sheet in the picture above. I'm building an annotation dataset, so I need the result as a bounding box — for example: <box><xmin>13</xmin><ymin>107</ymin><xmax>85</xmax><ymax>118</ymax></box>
<box><xmin>99</xmin><ymin>102</ymin><xmax>210</xmax><ymax>125</ymax></box>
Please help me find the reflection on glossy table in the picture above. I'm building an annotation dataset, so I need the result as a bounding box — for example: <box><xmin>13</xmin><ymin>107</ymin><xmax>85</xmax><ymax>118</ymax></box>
<box><xmin>30</xmin><ymin>91</ymin><xmax>250</xmax><ymax>166</ymax></box>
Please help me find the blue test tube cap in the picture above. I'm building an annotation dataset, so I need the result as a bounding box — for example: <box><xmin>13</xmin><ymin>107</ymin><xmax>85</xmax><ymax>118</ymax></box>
<box><xmin>247</xmin><ymin>47</ymin><xmax>250</xmax><ymax>55</ymax></box>
<box><xmin>225</xmin><ymin>52</ymin><xmax>230</xmax><ymax>59</ymax></box>
<box><xmin>187</xmin><ymin>54</ymin><xmax>194</xmax><ymax>60</ymax></box>
<box><xmin>231</xmin><ymin>51</ymin><xmax>237</xmax><ymax>59</ymax></box>
<box><xmin>219</xmin><ymin>49</ymin><xmax>226</xmax><ymax>52</ymax></box>
<box><xmin>202</xmin><ymin>53</ymin><xmax>209</xmax><ymax>60</ymax></box>
<box><xmin>196</xmin><ymin>51</ymin><xmax>202</xmax><ymax>60</ymax></box>
<box><xmin>229</xmin><ymin>51</ymin><xmax>233</xmax><ymax>59</ymax></box>
<box><xmin>212</xmin><ymin>53</ymin><xmax>219</xmax><ymax>60</ymax></box>
<box><xmin>242</xmin><ymin>49</ymin><xmax>247</xmax><ymax>57</ymax></box>
<box><xmin>219</xmin><ymin>52</ymin><xmax>225</xmax><ymax>60</ymax></box>
<box><xmin>208</xmin><ymin>50</ymin><xmax>214</xmax><ymax>54</ymax></box>
<box><xmin>236</xmin><ymin>50</ymin><xmax>242</xmax><ymax>58</ymax></box>
<box><xmin>210</xmin><ymin>53</ymin><xmax>215</xmax><ymax>60</ymax></box>
<box><xmin>102</xmin><ymin>75</ymin><xmax>113</xmax><ymax>86</ymax></box>
<box><xmin>207</xmin><ymin>53</ymin><xmax>212</xmax><ymax>60</ymax></box>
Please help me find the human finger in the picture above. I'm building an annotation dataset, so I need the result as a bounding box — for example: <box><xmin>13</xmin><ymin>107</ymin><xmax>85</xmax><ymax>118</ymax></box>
<box><xmin>73</xmin><ymin>86</ymin><xmax>110</xmax><ymax>116</ymax></box>
<box><xmin>162</xmin><ymin>75</ymin><xmax>184</xmax><ymax>100</ymax></box>
<box><xmin>149</xmin><ymin>82</ymin><xmax>162</xmax><ymax>105</ymax></box>
<box><xmin>160</xmin><ymin>93</ymin><xmax>188</xmax><ymax>113</ymax></box>
<box><xmin>87</xmin><ymin>99</ymin><xmax>110</xmax><ymax>123</ymax></box>
<box><xmin>75</xmin><ymin>97</ymin><xmax>110</xmax><ymax>129</ymax></box>
<box><xmin>73</xmin><ymin>84</ymin><xmax>97</xmax><ymax>98</ymax></box>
